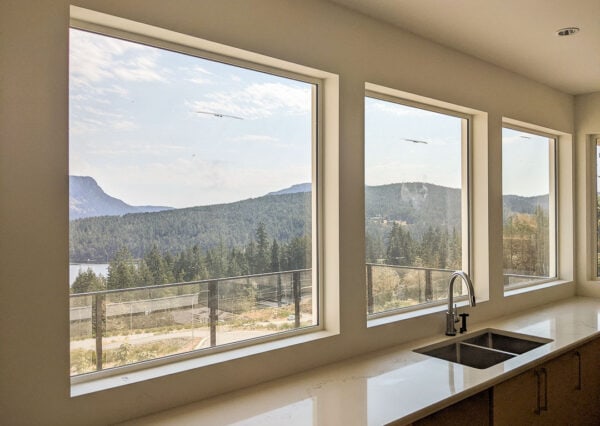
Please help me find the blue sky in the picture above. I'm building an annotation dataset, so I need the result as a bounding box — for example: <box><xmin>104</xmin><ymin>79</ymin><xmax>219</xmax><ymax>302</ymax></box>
<box><xmin>69</xmin><ymin>29</ymin><xmax>312</xmax><ymax>208</ymax></box>
<box><xmin>365</xmin><ymin>97</ymin><xmax>463</xmax><ymax>189</ymax></box>
<box><xmin>366</xmin><ymin>98</ymin><xmax>551</xmax><ymax>197</ymax></box>
<box><xmin>502</xmin><ymin>128</ymin><xmax>551</xmax><ymax>197</ymax></box>
<box><xmin>70</xmin><ymin>29</ymin><xmax>549</xmax><ymax>209</ymax></box>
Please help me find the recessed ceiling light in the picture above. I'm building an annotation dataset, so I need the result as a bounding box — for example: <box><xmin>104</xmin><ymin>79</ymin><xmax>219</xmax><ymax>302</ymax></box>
<box><xmin>556</xmin><ymin>27</ymin><xmax>580</xmax><ymax>37</ymax></box>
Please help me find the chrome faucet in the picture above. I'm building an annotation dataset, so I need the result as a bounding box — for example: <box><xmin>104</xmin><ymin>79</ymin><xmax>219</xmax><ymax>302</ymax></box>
<box><xmin>446</xmin><ymin>271</ymin><xmax>476</xmax><ymax>336</ymax></box>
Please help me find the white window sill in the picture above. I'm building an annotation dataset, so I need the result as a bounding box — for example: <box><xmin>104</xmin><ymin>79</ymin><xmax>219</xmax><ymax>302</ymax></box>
<box><xmin>504</xmin><ymin>279</ymin><xmax>572</xmax><ymax>297</ymax></box>
<box><xmin>367</xmin><ymin>297</ymin><xmax>473</xmax><ymax>328</ymax></box>
<box><xmin>71</xmin><ymin>329</ymin><xmax>338</xmax><ymax>397</ymax></box>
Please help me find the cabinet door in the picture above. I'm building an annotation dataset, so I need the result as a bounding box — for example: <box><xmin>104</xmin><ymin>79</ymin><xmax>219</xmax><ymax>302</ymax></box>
<box><xmin>492</xmin><ymin>369</ymin><xmax>540</xmax><ymax>425</ymax></box>
<box><xmin>412</xmin><ymin>390</ymin><xmax>490</xmax><ymax>426</ymax></box>
<box><xmin>576</xmin><ymin>338</ymin><xmax>600</xmax><ymax>425</ymax></box>
<box><xmin>544</xmin><ymin>351</ymin><xmax>579</xmax><ymax>425</ymax></box>
<box><xmin>494</xmin><ymin>347</ymin><xmax>597</xmax><ymax>426</ymax></box>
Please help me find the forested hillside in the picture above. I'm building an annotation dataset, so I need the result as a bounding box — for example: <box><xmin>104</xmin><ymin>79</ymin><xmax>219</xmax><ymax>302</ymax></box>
<box><xmin>70</xmin><ymin>192</ymin><xmax>312</xmax><ymax>262</ymax></box>
<box><xmin>70</xmin><ymin>180</ymin><xmax>552</xmax><ymax>292</ymax></box>
<box><xmin>503</xmin><ymin>194</ymin><xmax>549</xmax><ymax>216</ymax></box>
<box><xmin>70</xmin><ymin>181</ymin><xmax>549</xmax><ymax>264</ymax></box>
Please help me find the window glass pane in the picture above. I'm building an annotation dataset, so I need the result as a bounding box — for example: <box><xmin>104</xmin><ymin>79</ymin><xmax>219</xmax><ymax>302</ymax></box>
<box><xmin>502</xmin><ymin>127</ymin><xmax>555</xmax><ymax>287</ymax></box>
<box><xmin>69</xmin><ymin>28</ymin><xmax>317</xmax><ymax>375</ymax></box>
<box><xmin>365</xmin><ymin>96</ymin><xmax>468</xmax><ymax>315</ymax></box>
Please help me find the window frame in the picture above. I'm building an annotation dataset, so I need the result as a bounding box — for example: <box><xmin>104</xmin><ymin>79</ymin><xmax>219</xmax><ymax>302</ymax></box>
<box><xmin>364</xmin><ymin>89</ymin><xmax>473</xmax><ymax>318</ymax></box>
<box><xmin>501</xmin><ymin>124</ymin><xmax>559</xmax><ymax>290</ymax></box>
<box><xmin>593</xmin><ymin>135</ymin><xmax>600</xmax><ymax>279</ymax></box>
<box><xmin>69</xmin><ymin>17</ymin><xmax>328</xmax><ymax>385</ymax></box>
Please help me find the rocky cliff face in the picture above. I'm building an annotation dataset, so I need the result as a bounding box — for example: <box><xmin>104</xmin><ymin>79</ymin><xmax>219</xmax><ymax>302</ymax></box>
<box><xmin>69</xmin><ymin>176</ymin><xmax>172</xmax><ymax>219</ymax></box>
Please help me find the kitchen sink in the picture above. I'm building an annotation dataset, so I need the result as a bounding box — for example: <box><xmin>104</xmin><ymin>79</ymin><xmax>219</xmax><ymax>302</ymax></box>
<box><xmin>414</xmin><ymin>329</ymin><xmax>552</xmax><ymax>369</ymax></box>
<box><xmin>462</xmin><ymin>330</ymin><xmax>550</xmax><ymax>354</ymax></box>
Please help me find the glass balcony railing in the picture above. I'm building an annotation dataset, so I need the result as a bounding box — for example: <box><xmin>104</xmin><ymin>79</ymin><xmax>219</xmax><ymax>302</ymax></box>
<box><xmin>503</xmin><ymin>273</ymin><xmax>552</xmax><ymax>288</ymax></box>
<box><xmin>366</xmin><ymin>264</ymin><xmax>465</xmax><ymax>316</ymax></box>
<box><xmin>70</xmin><ymin>269</ymin><xmax>313</xmax><ymax>376</ymax></box>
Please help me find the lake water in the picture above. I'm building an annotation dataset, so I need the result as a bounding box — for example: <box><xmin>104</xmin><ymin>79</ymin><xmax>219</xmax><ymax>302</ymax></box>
<box><xmin>69</xmin><ymin>263</ymin><xmax>109</xmax><ymax>285</ymax></box>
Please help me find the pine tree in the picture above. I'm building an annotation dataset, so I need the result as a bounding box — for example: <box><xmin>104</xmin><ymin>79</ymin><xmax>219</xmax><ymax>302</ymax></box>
<box><xmin>145</xmin><ymin>245</ymin><xmax>168</xmax><ymax>285</ymax></box>
<box><xmin>385</xmin><ymin>223</ymin><xmax>414</xmax><ymax>266</ymax></box>
<box><xmin>270</xmin><ymin>239</ymin><xmax>280</xmax><ymax>272</ymax></box>
<box><xmin>107</xmin><ymin>247</ymin><xmax>136</xmax><ymax>289</ymax></box>
<box><xmin>255</xmin><ymin>223</ymin><xmax>270</xmax><ymax>273</ymax></box>
<box><xmin>71</xmin><ymin>268</ymin><xmax>106</xmax><ymax>293</ymax></box>
<box><xmin>135</xmin><ymin>259</ymin><xmax>154</xmax><ymax>287</ymax></box>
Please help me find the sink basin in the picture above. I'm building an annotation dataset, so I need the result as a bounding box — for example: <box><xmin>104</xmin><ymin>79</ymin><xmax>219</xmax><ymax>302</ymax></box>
<box><xmin>419</xmin><ymin>342</ymin><xmax>516</xmax><ymax>369</ymax></box>
<box><xmin>414</xmin><ymin>329</ymin><xmax>552</xmax><ymax>369</ymax></box>
<box><xmin>462</xmin><ymin>330</ymin><xmax>550</xmax><ymax>354</ymax></box>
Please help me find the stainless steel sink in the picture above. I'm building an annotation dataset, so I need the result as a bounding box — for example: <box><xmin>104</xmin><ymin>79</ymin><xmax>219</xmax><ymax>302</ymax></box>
<box><xmin>414</xmin><ymin>329</ymin><xmax>552</xmax><ymax>369</ymax></box>
<box><xmin>462</xmin><ymin>330</ymin><xmax>550</xmax><ymax>354</ymax></box>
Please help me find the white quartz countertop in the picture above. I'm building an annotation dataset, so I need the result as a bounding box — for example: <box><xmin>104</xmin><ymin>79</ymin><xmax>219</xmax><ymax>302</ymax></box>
<box><xmin>122</xmin><ymin>297</ymin><xmax>600</xmax><ymax>425</ymax></box>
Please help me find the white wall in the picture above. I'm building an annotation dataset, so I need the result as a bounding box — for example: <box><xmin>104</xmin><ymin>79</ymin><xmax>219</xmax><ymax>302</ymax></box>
<box><xmin>0</xmin><ymin>1</ymin><xmax>576</xmax><ymax>424</ymax></box>
<box><xmin>575</xmin><ymin>92</ymin><xmax>600</xmax><ymax>296</ymax></box>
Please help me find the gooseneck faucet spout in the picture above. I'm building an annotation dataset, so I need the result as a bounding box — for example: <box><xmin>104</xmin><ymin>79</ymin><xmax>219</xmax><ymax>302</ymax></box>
<box><xmin>446</xmin><ymin>271</ymin><xmax>476</xmax><ymax>336</ymax></box>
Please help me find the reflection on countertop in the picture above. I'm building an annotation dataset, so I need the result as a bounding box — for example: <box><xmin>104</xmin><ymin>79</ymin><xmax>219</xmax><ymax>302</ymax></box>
<box><xmin>120</xmin><ymin>297</ymin><xmax>600</xmax><ymax>426</ymax></box>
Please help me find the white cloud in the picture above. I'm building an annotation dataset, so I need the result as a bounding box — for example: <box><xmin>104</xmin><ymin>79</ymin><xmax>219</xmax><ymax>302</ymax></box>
<box><xmin>70</xmin><ymin>105</ymin><xmax>137</xmax><ymax>133</ymax></box>
<box><xmin>193</xmin><ymin>66</ymin><xmax>212</xmax><ymax>75</ymax></box>
<box><xmin>190</xmin><ymin>82</ymin><xmax>311</xmax><ymax>120</ymax></box>
<box><xmin>367</xmin><ymin>99</ymin><xmax>432</xmax><ymax>117</ymax></box>
<box><xmin>232</xmin><ymin>134</ymin><xmax>280</xmax><ymax>143</ymax></box>
<box><xmin>188</xmin><ymin>76</ymin><xmax>212</xmax><ymax>85</ymax></box>
<box><xmin>70</xmin><ymin>29</ymin><xmax>167</xmax><ymax>87</ymax></box>
<box><xmin>112</xmin><ymin>120</ymin><xmax>137</xmax><ymax>130</ymax></box>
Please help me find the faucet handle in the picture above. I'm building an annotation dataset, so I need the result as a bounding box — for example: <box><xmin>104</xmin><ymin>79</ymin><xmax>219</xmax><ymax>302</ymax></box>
<box><xmin>459</xmin><ymin>313</ymin><xmax>469</xmax><ymax>333</ymax></box>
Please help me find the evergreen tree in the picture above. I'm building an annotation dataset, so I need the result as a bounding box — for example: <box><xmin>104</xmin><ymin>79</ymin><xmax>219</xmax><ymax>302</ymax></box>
<box><xmin>107</xmin><ymin>247</ymin><xmax>136</xmax><ymax>289</ymax></box>
<box><xmin>438</xmin><ymin>228</ymin><xmax>449</xmax><ymax>269</ymax></box>
<box><xmin>534</xmin><ymin>205</ymin><xmax>549</xmax><ymax>275</ymax></box>
<box><xmin>245</xmin><ymin>240</ymin><xmax>256</xmax><ymax>274</ymax></box>
<box><xmin>71</xmin><ymin>268</ymin><xmax>106</xmax><ymax>293</ymax></box>
<box><xmin>385</xmin><ymin>223</ymin><xmax>414</xmax><ymax>266</ymax></box>
<box><xmin>270</xmin><ymin>239</ymin><xmax>280</xmax><ymax>272</ymax></box>
<box><xmin>448</xmin><ymin>227</ymin><xmax>461</xmax><ymax>269</ymax></box>
<box><xmin>285</xmin><ymin>236</ymin><xmax>309</xmax><ymax>270</ymax></box>
<box><xmin>206</xmin><ymin>240</ymin><xmax>226</xmax><ymax>279</ymax></box>
<box><xmin>163</xmin><ymin>252</ymin><xmax>175</xmax><ymax>283</ymax></box>
<box><xmin>255</xmin><ymin>223</ymin><xmax>270</xmax><ymax>273</ymax></box>
<box><xmin>145</xmin><ymin>245</ymin><xmax>169</xmax><ymax>285</ymax></box>
<box><xmin>173</xmin><ymin>251</ymin><xmax>188</xmax><ymax>282</ymax></box>
<box><xmin>227</xmin><ymin>247</ymin><xmax>244</xmax><ymax>277</ymax></box>
<box><xmin>135</xmin><ymin>259</ymin><xmax>154</xmax><ymax>287</ymax></box>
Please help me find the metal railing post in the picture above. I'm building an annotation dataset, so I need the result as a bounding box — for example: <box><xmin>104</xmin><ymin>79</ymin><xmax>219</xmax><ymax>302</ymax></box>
<box><xmin>92</xmin><ymin>293</ymin><xmax>105</xmax><ymax>371</ymax></box>
<box><xmin>425</xmin><ymin>269</ymin><xmax>432</xmax><ymax>302</ymax></box>
<box><xmin>293</xmin><ymin>271</ymin><xmax>301</xmax><ymax>328</ymax></box>
<box><xmin>277</xmin><ymin>274</ymin><xmax>282</xmax><ymax>307</ymax></box>
<box><xmin>209</xmin><ymin>280</ymin><xmax>218</xmax><ymax>347</ymax></box>
<box><xmin>366</xmin><ymin>264</ymin><xmax>374</xmax><ymax>315</ymax></box>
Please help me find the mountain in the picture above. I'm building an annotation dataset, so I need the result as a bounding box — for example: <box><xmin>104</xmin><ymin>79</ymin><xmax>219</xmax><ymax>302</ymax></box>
<box><xmin>366</xmin><ymin>182</ymin><xmax>462</xmax><ymax>237</ymax></box>
<box><xmin>503</xmin><ymin>194</ymin><xmax>549</xmax><ymax>216</ymax></box>
<box><xmin>268</xmin><ymin>183</ymin><xmax>311</xmax><ymax>196</ymax></box>
<box><xmin>69</xmin><ymin>191</ymin><xmax>312</xmax><ymax>262</ymax></box>
<box><xmin>69</xmin><ymin>176</ymin><xmax>173</xmax><ymax>220</ymax></box>
<box><xmin>69</xmin><ymin>180</ymin><xmax>549</xmax><ymax>262</ymax></box>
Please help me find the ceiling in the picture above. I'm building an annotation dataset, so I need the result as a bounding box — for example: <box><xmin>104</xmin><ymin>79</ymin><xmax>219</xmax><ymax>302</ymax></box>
<box><xmin>329</xmin><ymin>0</ymin><xmax>600</xmax><ymax>95</ymax></box>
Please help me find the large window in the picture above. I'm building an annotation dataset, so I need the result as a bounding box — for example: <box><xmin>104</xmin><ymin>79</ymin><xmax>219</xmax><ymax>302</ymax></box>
<box><xmin>365</xmin><ymin>93</ymin><xmax>470</xmax><ymax>316</ymax></box>
<box><xmin>502</xmin><ymin>127</ymin><xmax>556</xmax><ymax>287</ymax></box>
<box><xmin>69</xmin><ymin>27</ymin><xmax>320</xmax><ymax>376</ymax></box>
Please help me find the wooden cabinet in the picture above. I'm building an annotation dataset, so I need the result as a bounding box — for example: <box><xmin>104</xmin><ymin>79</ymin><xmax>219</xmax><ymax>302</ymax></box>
<box><xmin>492</xmin><ymin>367</ymin><xmax>540</xmax><ymax>425</ymax></box>
<box><xmin>576</xmin><ymin>338</ymin><xmax>600</xmax><ymax>425</ymax></box>
<box><xmin>492</xmin><ymin>340</ymin><xmax>600</xmax><ymax>426</ymax></box>
<box><xmin>411</xmin><ymin>390</ymin><xmax>490</xmax><ymax>426</ymax></box>
<box><xmin>411</xmin><ymin>337</ymin><xmax>600</xmax><ymax>425</ymax></box>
